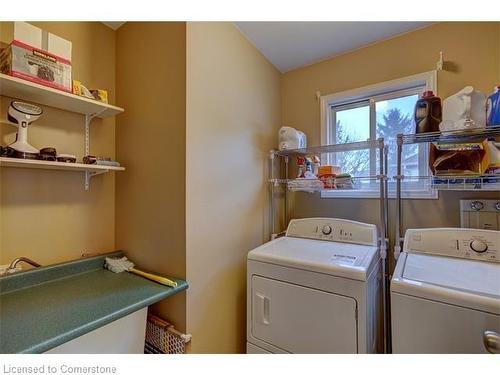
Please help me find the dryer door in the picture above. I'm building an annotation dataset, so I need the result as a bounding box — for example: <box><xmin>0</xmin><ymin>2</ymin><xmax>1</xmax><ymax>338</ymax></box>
<box><xmin>250</xmin><ymin>275</ymin><xmax>358</xmax><ymax>353</ymax></box>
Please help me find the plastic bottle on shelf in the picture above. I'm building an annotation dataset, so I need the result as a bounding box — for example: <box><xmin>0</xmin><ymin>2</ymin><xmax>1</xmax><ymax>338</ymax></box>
<box><xmin>486</xmin><ymin>85</ymin><xmax>500</xmax><ymax>127</ymax></box>
<box><xmin>297</xmin><ymin>156</ymin><xmax>306</xmax><ymax>178</ymax></box>
<box><xmin>414</xmin><ymin>90</ymin><xmax>442</xmax><ymax>133</ymax></box>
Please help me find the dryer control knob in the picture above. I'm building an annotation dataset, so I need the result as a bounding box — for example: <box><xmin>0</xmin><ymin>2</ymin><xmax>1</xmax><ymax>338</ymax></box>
<box><xmin>322</xmin><ymin>225</ymin><xmax>332</xmax><ymax>235</ymax></box>
<box><xmin>470</xmin><ymin>201</ymin><xmax>484</xmax><ymax>211</ymax></box>
<box><xmin>470</xmin><ymin>239</ymin><xmax>488</xmax><ymax>253</ymax></box>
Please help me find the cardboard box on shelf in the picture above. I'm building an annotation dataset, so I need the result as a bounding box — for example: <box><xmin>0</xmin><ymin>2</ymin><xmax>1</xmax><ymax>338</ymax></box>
<box><xmin>429</xmin><ymin>142</ymin><xmax>486</xmax><ymax>175</ymax></box>
<box><xmin>90</xmin><ymin>89</ymin><xmax>108</xmax><ymax>103</ymax></box>
<box><xmin>482</xmin><ymin>141</ymin><xmax>500</xmax><ymax>173</ymax></box>
<box><xmin>72</xmin><ymin>80</ymin><xmax>109</xmax><ymax>103</ymax></box>
<box><xmin>0</xmin><ymin>40</ymin><xmax>72</xmax><ymax>92</ymax></box>
<box><xmin>72</xmin><ymin>80</ymin><xmax>94</xmax><ymax>98</ymax></box>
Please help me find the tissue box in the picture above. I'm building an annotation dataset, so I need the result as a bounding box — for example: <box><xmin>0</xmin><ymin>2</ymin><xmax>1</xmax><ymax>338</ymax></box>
<box><xmin>5</xmin><ymin>22</ymin><xmax>72</xmax><ymax>61</ymax></box>
<box><xmin>0</xmin><ymin>40</ymin><xmax>72</xmax><ymax>92</ymax></box>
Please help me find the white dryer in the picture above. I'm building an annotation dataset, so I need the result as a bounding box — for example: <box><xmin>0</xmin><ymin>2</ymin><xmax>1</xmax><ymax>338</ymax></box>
<box><xmin>247</xmin><ymin>218</ymin><xmax>383</xmax><ymax>354</ymax></box>
<box><xmin>391</xmin><ymin>228</ymin><xmax>500</xmax><ymax>353</ymax></box>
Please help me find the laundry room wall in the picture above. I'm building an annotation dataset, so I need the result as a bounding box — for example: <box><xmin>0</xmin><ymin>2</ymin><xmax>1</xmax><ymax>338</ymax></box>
<box><xmin>0</xmin><ymin>22</ymin><xmax>117</xmax><ymax>266</ymax></box>
<box><xmin>186</xmin><ymin>22</ymin><xmax>282</xmax><ymax>353</ymax></box>
<box><xmin>281</xmin><ymin>22</ymin><xmax>500</xmax><ymax>267</ymax></box>
<box><xmin>115</xmin><ymin>22</ymin><xmax>187</xmax><ymax>332</ymax></box>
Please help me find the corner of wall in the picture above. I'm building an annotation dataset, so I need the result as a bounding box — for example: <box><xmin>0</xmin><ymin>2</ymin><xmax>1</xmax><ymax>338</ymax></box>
<box><xmin>186</xmin><ymin>22</ymin><xmax>281</xmax><ymax>353</ymax></box>
<box><xmin>115</xmin><ymin>22</ymin><xmax>187</xmax><ymax>332</ymax></box>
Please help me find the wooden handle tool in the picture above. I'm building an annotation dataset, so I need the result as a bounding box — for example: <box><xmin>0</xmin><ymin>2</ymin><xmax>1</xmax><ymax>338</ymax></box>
<box><xmin>129</xmin><ymin>267</ymin><xmax>178</xmax><ymax>287</ymax></box>
<box><xmin>105</xmin><ymin>256</ymin><xmax>178</xmax><ymax>288</ymax></box>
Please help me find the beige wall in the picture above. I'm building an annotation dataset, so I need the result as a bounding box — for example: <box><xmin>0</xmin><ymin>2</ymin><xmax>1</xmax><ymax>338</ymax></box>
<box><xmin>0</xmin><ymin>22</ymin><xmax>117</xmax><ymax>266</ymax></box>
<box><xmin>186</xmin><ymin>22</ymin><xmax>281</xmax><ymax>353</ymax></box>
<box><xmin>282</xmin><ymin>22</ymin><xmax>500</xmax><ymax>268</ymax></box>
<box><xmin>115</xmin><ymin>22</ymin><xmax>187</xmax><ymax>331</ymax></box>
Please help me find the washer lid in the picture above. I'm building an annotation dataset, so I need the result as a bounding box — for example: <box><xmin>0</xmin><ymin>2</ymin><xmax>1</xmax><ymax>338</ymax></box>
<box><xmin>403</xmin><ymin>253</ymin><xmax>500</xmax><ymax>297</ymax></box>
<box><xmin>247</xmin><ymin>237</ymin><xmax>379</xmax><ymax>281</ymax></box>
<box><xmin>392</xmin><ymin>253</ymin><xmax>500</xmax><ymax>314</ymax></box>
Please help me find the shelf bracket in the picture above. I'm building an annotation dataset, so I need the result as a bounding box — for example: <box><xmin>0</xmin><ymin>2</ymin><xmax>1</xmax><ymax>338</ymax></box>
<box><xmin>436</xmin><ymin>51</ymin><xmax>444</xmax><ymax>71</ymax></box>
<box><xmin>84</xmin><ymin>109</ymin><xmax>107</xmax><ymax>156</ymax></box>
<box><xmin>84</xmin><ymin>109</ymin><xmax>107</xmax><ymax>191</ymax></box>
<box><xmin>84</xmin><ymin>170</ymin><xmax>108</xmax><ymax>191</ymax></box>
<box><xmin>84</xmin><ymin>114</ymin><xmax>94</xmax><ymax>157</ymax></box>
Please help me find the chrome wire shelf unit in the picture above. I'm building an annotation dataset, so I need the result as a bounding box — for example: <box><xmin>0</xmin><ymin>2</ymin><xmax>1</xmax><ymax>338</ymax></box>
<box><xmin>269</xmin><ymin>138</ymin><xmax>387</xmax><ymax>236</ymax></box>
<box><xmin>394</xmin><ymin>127</ymin><xmax>500</xmax><ymax>264</ymax></box>
<box><xmin>269</xmin><ymin>176</ymin><xmax>384</xmax><ymax>193</ymax></box>
<box><xmin>272</xmin><ymin>139</ymin><xmax>384</xmax><ymax>157</ymax></box>
<box><xmin>268</xmin><ymin>137</ymin><xmax>391</xmax><ymax>353</ymax></box>
<box><xmin>270</xmin><ymin>175</ymin><xmax>382</xmax><ymax>184</ymax></box>
<box><xmin>399</xmin><ymin>126</ymin><xmax>500</xmax><ymax>145</ymax></box>
<box><xmin>403</xmin><ymin>174</ymin><xmax>500</xmax><ymax>191</ymax></box>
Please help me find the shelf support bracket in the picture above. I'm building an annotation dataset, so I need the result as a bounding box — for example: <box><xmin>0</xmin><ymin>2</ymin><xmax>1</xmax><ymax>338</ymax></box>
<box><xmin>84</xmin><ymin>170</ymin><xmax>108</xmax><ymax>191</ymax></box>
<box><xmin>84</xmin><ymin>114</ymin><xmax>95</xmax><ymax>157</ymax></box>
<box><xmin>83</xmin><ymin>109</ymin><xmax>107</xmax><ymax>191</ymax></box>
<box><xmin>84</xmin><ymin>110</ymin><xmax>105</xmax><ymax>156</ymax></box>
<box><xmin>436</xmin><ymin>51</ymin><xmax>444</xmax><ymax>71</ymax></box>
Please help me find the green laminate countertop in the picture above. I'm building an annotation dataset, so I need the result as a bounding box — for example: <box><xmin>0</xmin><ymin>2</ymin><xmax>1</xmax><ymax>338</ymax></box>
<box><xmin>0</xmin><ymin>251</ymin><xmax>188</xmax><ymax>354</ymax></box>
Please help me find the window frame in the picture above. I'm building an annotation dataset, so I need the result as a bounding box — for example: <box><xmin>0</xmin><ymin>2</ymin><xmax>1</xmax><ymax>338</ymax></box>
<box><xmin>319</xmin><ymin>71</ymin><xmax>438</xmax><ymax>199</ymax></box>
<box><xmin>329</xmin><ymin>99</ymin><xmax>370</xmax><ymax>168</ymax></box>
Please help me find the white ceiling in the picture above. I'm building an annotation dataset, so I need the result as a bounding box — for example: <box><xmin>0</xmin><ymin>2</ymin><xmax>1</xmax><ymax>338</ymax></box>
<box><xmin>234</xmin><ymin>22</ymin><xmax>431</xmax><ymax>72</ymax></box>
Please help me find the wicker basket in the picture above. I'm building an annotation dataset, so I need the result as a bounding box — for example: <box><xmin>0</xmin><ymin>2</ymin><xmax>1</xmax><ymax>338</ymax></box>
<box><xmin>145</xmin><ymin>314</ymin><xmax>191</xmax><ymax>354</ymax></box>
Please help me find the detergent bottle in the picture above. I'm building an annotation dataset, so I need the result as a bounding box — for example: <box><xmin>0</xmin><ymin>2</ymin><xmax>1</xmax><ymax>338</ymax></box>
<box><xmin>414</xmin><ymin>91</ymin><xmax>442</xmax><ymax>133</ymax></box>
<box><xmin>486</xmin><ymin>85</ymin><xmax>500</xmax><ymax>127</ymax></box>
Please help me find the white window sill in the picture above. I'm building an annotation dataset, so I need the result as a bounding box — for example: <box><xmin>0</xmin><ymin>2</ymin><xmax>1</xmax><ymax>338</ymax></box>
<box><xmin>320</xmin><ymin>187</ymin><xmax>438</xmax><ymax>199</ymax></box>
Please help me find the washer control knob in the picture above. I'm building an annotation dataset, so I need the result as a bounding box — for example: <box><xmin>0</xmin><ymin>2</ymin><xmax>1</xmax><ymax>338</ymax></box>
<box><xmin>322</xmin><ymin>225</ymin><xmax>332</xmax><ymax>235</ymax></box>
<box><xmin>470</xmin><ymin>239</ymin><xmax>488</xmax><ymax>253</ymax></box>
<box><xmin>495</xmin><ymin>202</ymin><xmax>500</xmax><ymax>211</ymax></box>
<box><xmin>470</xmin><ymin>201</ymin><xmax>484</xmax><ymax>211</ymax></box>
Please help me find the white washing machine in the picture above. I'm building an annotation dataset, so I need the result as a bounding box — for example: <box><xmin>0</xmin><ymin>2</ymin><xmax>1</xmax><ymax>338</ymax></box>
<box><xmin>391</xmin><ymin>228</ymin><xmax>500</xmax><ymax>354</ymax></box>
<box><xmin>246</xmin><ymin>218</ymin><xmax>382</xmax><ymax>354</ymax></box>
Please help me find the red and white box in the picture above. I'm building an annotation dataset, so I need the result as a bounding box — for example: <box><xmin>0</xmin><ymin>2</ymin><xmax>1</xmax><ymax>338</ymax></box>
<box><xmin>0</xmin><ymin>40</ymin><xmax>72</xmax><ymax>92</ymax></box>
<box><xmin>0</xmin><ymin>22</ymin><xmax>72</xmax><ymax>92</ymax></box>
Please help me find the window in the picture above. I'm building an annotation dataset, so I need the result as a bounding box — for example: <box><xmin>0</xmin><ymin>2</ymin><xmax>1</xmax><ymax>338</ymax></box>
<box><xmin>320</xmin><ymin>71</ymin><xmax>437</xmax><ymax>199</ymax></box>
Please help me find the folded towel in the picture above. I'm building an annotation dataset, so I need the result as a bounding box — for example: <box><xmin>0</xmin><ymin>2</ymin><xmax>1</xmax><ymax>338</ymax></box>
<box><xmin>96</xmin><ymin>160</ymin><xmax>121</xmax><ymax>167</ymax></box>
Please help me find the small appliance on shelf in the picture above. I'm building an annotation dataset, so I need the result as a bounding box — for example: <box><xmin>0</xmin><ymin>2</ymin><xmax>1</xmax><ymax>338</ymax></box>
<box><xmin>4</xmin><ymin>101</ymin><xmax>42</xmax><ymax>160</ymax></box>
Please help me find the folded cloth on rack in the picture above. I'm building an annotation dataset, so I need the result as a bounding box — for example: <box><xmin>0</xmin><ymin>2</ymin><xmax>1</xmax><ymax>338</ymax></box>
<box><xmin>335</xmin><ymin>181</ymin><xmax>354</xmax><ymax>189</ymax></box>
<box><xmin>95</xmin><ymin>159</ymin><xmax>121</xmax><ymax>167</ymax></box>
<box><xmin>287</xmin><ymin>178</ymin><xmax>324</xmax><ymax>192</ymax></box>
<box><xmin>335</xmin><ymin>174</ymin><xmax>355</xmax><ymax>189</ymax></box>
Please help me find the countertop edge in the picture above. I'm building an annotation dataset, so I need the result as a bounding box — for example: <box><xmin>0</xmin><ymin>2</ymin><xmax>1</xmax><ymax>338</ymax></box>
<box><xmin>21</xmin><ymin>282</ymin><xmax>188</xmax><ymax>354</ymax></box>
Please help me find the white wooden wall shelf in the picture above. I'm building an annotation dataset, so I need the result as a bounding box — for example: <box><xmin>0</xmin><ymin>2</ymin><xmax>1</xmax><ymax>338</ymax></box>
<box><xmin>0</xmin><ymin>158</ymin><xmax>126</xmax><ymax>190</ymax></box>
<box><xmin>0</xmin><ymin>73</ymin><xmax>125</xmax><ymax>190</ymax></box>
<box><xmin>0</xmin><ymin>73</ymin><xmax>123</xmax><ymax>118</ymax></box>
<box><xmin>0</xmin><ymin>158</ymin><xmax>125</xmax><ymax>172</ymax></box>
